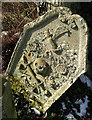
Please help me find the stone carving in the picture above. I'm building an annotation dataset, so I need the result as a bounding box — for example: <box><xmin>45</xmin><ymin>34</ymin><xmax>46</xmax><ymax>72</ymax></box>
<box><xmin>7</xmin><ymin>7</ymin><xmax>88</xmax><ymax>113</ymax></box>
<box><xmin>32</xmin><ymin>58</ymin><xmax>49</xmax><ymax>76</ymax></box>
<box><xmin>58</xmin><ymin>7</ymin><xmax>78</xmax><ymax>30</ymax></box>
<box><xmin>44</xmin><ymin>29</ymin><xmax>57</xmax><ymax>50</ymax></box>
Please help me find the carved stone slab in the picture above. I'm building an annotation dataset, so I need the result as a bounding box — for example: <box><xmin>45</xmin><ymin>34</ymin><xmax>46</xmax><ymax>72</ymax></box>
<box><xmin>7</xmin><ymin>7</ymin><xmax>88</xmax><ymax>113</ymax></box>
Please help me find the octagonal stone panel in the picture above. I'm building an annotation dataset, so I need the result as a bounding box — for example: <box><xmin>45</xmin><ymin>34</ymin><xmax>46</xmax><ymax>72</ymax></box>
<box><xmin>7</xmin><ymin>7</ymin><xmax>88</xmax><ymax>113</ymax></box>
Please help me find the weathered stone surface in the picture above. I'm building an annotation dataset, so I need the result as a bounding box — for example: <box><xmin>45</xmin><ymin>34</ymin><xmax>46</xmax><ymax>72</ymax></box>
<box><xmin>2</xmin><ymin>75</ymin><xmax>17</xmax><ymax>119</ymax></box>
<box><xmin>7</xmin><ymin>7</ymin><xmax>88</xmax><ymax>113</ymax></box>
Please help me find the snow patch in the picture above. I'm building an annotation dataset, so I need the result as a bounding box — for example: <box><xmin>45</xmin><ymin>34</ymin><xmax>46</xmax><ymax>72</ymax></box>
<box><xmin>6</xmin><ymin>76</ymin><xmax>9</xmax><ymax>80</ymax></box>
<box><xmin>45</xmin><ymin>112</ymin><xmax>47</xmax><ymax>118</ymax></box>
<box><xmin>80</xmin><ymin>74</ymin><xmax>92</xmax><ymax>90</ymax></box>
<box><xmin>66</xmin><ymin>113</ymin><xmax>76</xmax><ymax>120</ymax></box>
<box><xmin>31</xmin><ymin>107</ymin><xmax>40</xmax><ymax>115</ymax></box>
<box><xmin>68</xmin><ymin>100</ymin><xmax>71</xmax><ymax>103</ymax></box>
<box><xmin>75</xmin><ymin>99</ymin><xmax>82</xmax><ymax>104</ymax></box>
<box><xmin>62</xmin><ymin>102</ymin><xmax>67</xmax><ymax>110</ymax></box>
<box><xmin>73</xmin><ymin>96</ymin><xmax>89</xmax><ymax>117</ymax></box>
<box><xmin>3</xmin><ymin>82</ymin><xmax>7</xmax><ymax>87</ymax></box>
<box><xmin>24</xmin><ymin>104</ymin><xmax>28</xmax><ymax>108</ymax></box>
<box><xmin>1</xmin><ymin>31</ymin><xmax>8</xmax><ymax>37</ymax></box>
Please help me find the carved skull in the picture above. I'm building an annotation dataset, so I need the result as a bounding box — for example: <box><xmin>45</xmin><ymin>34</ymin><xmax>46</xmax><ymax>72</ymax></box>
<box><xmin>32</xmin><ymin>58</ymin><xmax>48</xmax><ymax>76</ymax></box>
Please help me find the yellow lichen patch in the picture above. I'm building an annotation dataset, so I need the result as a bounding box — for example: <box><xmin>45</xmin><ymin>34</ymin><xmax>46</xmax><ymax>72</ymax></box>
<box><xmin>8</xmin><ymin>74</ymin><xmax>31</xmax><ymax>102</ymax></box>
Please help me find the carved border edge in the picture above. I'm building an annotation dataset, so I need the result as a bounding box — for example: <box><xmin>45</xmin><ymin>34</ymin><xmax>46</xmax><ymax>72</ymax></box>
<box><xmin>74</xmin><ymin>14</ymin><xmax>88</xmax><ymax>75</ymax></box>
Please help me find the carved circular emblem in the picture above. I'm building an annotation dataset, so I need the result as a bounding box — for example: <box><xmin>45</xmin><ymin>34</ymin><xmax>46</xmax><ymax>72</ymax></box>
<box><xmin>55</xmin><ymin>64</ymin><xmax>67</xmax><ymax>75</ymax></box>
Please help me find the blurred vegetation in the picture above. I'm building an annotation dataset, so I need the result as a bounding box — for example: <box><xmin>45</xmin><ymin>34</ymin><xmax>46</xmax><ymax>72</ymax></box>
<box><xmin>2</xmin><ymin>2</ymin><xmax>38</xmax><ymax>72</ymax></box>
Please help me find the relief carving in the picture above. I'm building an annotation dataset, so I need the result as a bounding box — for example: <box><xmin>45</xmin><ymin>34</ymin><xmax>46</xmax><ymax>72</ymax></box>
<box><xmin>7</xmin><ymin>7</ymin><xmax>88</xmax><ymax>113</ymax></box>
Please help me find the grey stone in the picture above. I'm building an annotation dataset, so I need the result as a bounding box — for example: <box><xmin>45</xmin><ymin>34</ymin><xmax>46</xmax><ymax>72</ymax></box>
<box><xmin>7</xmin><ymin>7</ymin><xmax>88</xmax><ymax>113</ymax></box>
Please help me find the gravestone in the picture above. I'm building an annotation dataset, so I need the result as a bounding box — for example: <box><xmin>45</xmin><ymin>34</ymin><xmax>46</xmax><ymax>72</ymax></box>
<box><xmin>7</xmin><ymin>7</ymin><xmax>88</xmax><ymax>113</ymax></box>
